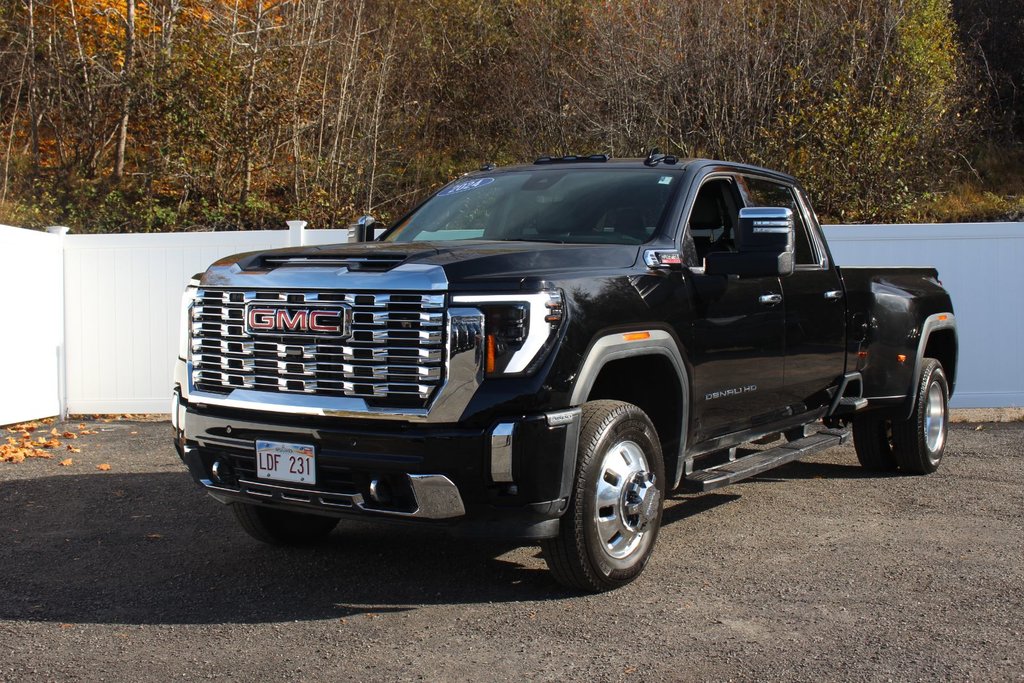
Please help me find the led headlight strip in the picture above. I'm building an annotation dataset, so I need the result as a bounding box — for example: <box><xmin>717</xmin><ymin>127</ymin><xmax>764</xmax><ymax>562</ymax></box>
<box><xmin>451</xmin><ymin>290</ymin><xmax>564</xmax><ymax>376</ymax></box>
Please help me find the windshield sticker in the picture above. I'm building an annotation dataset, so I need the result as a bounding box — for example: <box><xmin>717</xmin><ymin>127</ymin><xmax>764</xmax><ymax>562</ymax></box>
<box><xmin>438</xmin><ymin>177</ymin><xmax>495</xmax><ymax>197</ymax></box>
<box><xmin>658</xmin><ymin>176</ymin><xmax>673</xmax><ymax>185</ymax></box>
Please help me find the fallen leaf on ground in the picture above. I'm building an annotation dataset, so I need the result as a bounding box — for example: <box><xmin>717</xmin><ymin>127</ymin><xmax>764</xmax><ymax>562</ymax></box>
<box><xmin>67</xmin><ymin>445</ymin><xmax>81</xmax><ymax>453</ymax></box>
<box><xmin>145</xmin><ymin>533</ymin><xmax>162</xmax><ymax>540</ymax></box>
<box><xmin>96</xmin><ymin>463</ymin><xmax>111</xmax><ymax>471</ymax></box>
<box><xmin>63</xmin><ymin>432</ymin><xmax>77</xmax><ymax>439</ymax></box>
<box><xmin>59</xmin><ymin>458</ymin><xmax>74</xmax><ymax>467</ymax></box>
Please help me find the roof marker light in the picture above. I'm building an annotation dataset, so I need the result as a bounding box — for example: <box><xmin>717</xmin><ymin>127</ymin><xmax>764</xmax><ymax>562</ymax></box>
<box><xmin>622</xmin><ymin>332</ymin><xmax>651</xmax><ymax>342</ymax></box>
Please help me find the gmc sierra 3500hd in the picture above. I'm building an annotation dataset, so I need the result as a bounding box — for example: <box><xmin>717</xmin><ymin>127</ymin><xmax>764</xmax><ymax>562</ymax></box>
<box><xmin>172</xmin><ymin>153</ymin><xmax>958</xmax><ymax>592</ymax></box>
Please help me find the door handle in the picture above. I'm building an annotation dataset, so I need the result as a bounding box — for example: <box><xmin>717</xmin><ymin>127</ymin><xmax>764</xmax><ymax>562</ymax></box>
<box><xmin>824</xmin><ymin>290</ymin><xmax>844</xmax><ymax>300</ymax></box>
<box><xmin>758</xmin><ymin>293</ymin><xmax>783</xmax><ymax>306</ymax></box>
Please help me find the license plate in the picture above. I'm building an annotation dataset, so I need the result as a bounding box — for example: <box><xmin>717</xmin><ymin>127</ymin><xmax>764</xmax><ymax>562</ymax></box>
<box><xmin>255</xmin><ymin>440</ymin><xmax>316</xmax><ymax>485</ymax></box>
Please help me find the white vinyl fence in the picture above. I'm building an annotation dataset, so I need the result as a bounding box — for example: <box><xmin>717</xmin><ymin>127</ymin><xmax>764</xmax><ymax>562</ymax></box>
<box><xmin>0</xmin><ymin>221</ymin><xmax>1020</xmax><ymax>424</ymax></box>
<box><xmin>0</xmin><ymin>222</ymin><xmax>348</xmax><ymax>424</ymax></box>
<box><xmin>0</xmin><ymin>225</ymin><xmax>65</xmax><ymax>424</ymax></box>
<box><xmin>823</xmin><ymin>223</ymin><xmax>1023</xmax><ymax>409</ymax></box>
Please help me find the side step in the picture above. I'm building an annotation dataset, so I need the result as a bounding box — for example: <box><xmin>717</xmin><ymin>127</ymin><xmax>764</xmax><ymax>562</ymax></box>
<box><xmin>832</xmin><ymin>397</ymin><xmax>868</xmax><ymax>415</ymax></box>
<box><xmin>683</xmin><ymin>429</ymin><xmax>851</xmax><ymax>493</ymax></box>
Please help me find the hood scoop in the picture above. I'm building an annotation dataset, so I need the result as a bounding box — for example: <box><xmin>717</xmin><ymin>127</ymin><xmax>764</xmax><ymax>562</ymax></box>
<box><xmin>261</xmin><ymin>253</ymin><xmax>407</xmax><ymax>272</ymax></box>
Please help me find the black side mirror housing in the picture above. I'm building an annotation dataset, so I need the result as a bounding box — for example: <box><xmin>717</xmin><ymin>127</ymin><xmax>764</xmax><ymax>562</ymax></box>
<box><xmin>704</xmin><ymin>207</ymin><xmax>795</xmax><ymax>277</ymax></box>
<box><xmin>350</xmin><ymin>215</ymin><xmax>377</xmax><ymax>243</ymax></box>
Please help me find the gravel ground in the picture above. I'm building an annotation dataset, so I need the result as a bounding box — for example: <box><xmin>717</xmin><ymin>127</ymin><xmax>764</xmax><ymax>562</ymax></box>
<box><xmin>1</xmin><ymin>419</ymin><xmax>1022</xmax><ymax>682</ymax></box>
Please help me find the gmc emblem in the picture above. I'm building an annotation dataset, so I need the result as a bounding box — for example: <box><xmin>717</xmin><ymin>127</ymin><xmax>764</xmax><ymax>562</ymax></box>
<box><xmin>244</xmin><ymin>305</ymin><xmax>351</xmax><ymax>337</ymax></box>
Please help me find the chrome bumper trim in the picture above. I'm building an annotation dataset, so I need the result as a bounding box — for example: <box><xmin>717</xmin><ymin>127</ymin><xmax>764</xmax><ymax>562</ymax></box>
<box><xmin>490</xmin><ymin>422</ymin><xmax>516</xmax><ymax>483</ymax></box>
<box><xmin>201</xmin><ymin>473</ymin><xmax>465</xmax><ymax>520</ymax></box>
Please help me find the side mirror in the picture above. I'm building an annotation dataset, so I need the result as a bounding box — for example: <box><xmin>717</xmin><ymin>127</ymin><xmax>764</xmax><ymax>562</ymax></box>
<box><xmin>350</xmin><ymin>215</ymin><xmax>378</xmax><ymax>243</ymax></box>
<box><xmin>704</xmin><ymin>207</ymin><xmax>795</xmax><ymax>277</ymax></box>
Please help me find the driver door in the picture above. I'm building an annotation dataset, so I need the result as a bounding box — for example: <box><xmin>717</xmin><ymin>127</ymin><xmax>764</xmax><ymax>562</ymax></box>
<box><xmin>684</xmin><ymin>175</ymin><xmax>789</xmax><ymax>441</ymax></box>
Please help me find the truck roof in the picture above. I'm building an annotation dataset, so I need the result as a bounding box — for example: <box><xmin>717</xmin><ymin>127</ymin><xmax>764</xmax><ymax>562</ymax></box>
<box><xmin>469</xmin><ymin>156</ymin><xmax>797</xmax><ymax>183</ymax></box>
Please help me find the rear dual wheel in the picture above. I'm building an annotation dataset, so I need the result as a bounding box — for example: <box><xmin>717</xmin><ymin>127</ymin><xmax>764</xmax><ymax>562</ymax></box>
<box><xmin>852</xmin><ymin>358</ymin><xmax>949</xmax><ymax>475</ymax></box>
<box><xmin>542</xmin><ymin>400</ymin><xmax>666</xmax><ymax>592</ymax></box>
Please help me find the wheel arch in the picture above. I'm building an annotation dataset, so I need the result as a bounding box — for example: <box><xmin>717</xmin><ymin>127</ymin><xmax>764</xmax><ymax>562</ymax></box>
<box><xmin>907</xmin><ymin>312</ymin><xmax>957</xmax><ymax>418</ymax></box>
<box><xmin>570</xmin><ymin>330</ymin><xmax>691</xmax><ymax>489</ymax></box>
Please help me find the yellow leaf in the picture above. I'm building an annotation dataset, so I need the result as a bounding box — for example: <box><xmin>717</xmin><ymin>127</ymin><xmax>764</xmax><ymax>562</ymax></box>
<box><xmin>59</xmin><ymin>458</ymin><xmax>74</xmax><ymax>467</ymax></box>
<box><xmin>67</xmin><ymin>445</ymin><xmax>81</xmax><ymax>453</ymax></box>
<box><xmin>96</xmin><ymin>463</ymin><xmax>111</xmax><ymax>471</ymax></box>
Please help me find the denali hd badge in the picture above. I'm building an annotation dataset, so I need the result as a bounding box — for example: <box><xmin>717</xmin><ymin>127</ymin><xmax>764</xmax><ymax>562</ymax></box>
<box><xmin>705</xmin><ymin>384</ymin><xmax>757</xmax><ymax>401</ymax></box>
<box><xmin>244</xmin><ymin>304</ymin><xmax>351</xmax><ymax>337</ymax></box>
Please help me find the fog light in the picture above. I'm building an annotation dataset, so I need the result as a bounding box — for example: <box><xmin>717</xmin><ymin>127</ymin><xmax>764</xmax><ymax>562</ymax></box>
<box><xmin>368</xmin><ymin>478</ymin><xmax>392</xmax><ymax>504</ymax></box>
<box><xmin>211</xmin><ymin>460</ymin><xmax>224</xmax><ymax>483</ymax></box>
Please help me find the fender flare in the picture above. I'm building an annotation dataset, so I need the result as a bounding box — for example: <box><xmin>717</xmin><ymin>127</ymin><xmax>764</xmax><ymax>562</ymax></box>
<box><xmin>906</xmin><ymin>312</ymin><xmax>957</xmax><ymax>419</ymax></box>
<box><xmin>569</xmin><ymin>329</ymin><xmax>691</xmax><ymax>489</ymax></box>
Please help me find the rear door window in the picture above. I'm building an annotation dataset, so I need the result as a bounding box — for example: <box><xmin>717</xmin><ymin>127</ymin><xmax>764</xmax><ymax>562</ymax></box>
<box><xmin>738</xmin><ymin>176</ymin><xmax>819</xmax><ymax>266</ymax></box>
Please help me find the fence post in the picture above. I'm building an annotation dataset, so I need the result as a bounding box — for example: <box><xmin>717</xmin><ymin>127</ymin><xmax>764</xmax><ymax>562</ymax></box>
<box><xmin>287</xmin><ymin>220</ymin><xmax>307</xmax><ymax>247</ymax></box>
<box><xmin>46</xmin><ymin>226</ymin><xmax>70</xmax><ymax>419</ymax></box>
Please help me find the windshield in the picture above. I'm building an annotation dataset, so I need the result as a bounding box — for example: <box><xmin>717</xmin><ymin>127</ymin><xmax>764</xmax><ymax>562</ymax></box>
<box><xmin>384</xmin><ymin>169</ymin><xmax>682</xmax><ymax>244</ymax></box>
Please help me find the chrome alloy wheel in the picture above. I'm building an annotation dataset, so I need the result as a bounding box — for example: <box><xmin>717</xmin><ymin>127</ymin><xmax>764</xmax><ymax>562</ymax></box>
<box><xmin>924</xmin><ymin>380</ymin><xmax>947</xmax><ymax>458</ymax></box>
<box><xmin>593</xmin><ymin>440</ymin><xmax>660</xmax><ymax>561</ymax></box>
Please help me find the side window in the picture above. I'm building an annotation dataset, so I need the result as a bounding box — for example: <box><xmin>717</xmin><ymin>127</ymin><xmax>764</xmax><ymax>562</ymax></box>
<box><xmin>738</xmin><ymin>176</ymin><xmax>818</xmax><ymax>266</ymax></box>
<box><xmin>688</xmin><ymin>177</ymin><xmax>742</xmax><ymax>263</ymax></box>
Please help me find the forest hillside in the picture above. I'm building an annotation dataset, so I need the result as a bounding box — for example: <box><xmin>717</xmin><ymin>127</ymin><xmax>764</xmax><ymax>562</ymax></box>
<box><xmin>0</xmin><ymin>0</ymin><xmax>1021</xmax><ymax>232</ymax></box>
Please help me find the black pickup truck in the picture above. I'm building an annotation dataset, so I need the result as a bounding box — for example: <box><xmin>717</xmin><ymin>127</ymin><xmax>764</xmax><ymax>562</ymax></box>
<box><xmin>172</xmin><ymin>155</ymin><xmax>958</xmax><ymax>592</ymax></box>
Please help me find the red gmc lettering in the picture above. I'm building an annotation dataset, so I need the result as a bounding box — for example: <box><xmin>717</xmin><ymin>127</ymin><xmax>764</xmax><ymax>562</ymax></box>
<box><xmin>277</xmin><ymin>309</ymin><xmax>306</xmax><ymax>331</ymax></box>
<box><xmin>246</xmin><ymin>307</ymin><xmax>341</xmax><ymax>334</ymax></box>
<box><xmin>308</xmin><ymin>310</ymin><xmax>341</xmax><ymax>333</ymax></box>
<box><xmin>247</xmin><ymin>308</ymin><xmax>277</xmax><ymax>330</ymax></box>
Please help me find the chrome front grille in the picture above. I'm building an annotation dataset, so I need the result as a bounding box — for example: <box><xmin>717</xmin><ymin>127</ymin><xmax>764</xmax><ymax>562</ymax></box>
<box><xmin>190</xmin><ymin>289</ymin><xmax>446</xmax><ymax>406</ymax></box>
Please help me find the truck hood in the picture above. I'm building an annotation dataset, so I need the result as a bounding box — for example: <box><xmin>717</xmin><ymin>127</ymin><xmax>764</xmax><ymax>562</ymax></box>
<box><xmin>200</xmin><ymin>240</ymin><xmax>640</xmax><ymax>290</ymax></box>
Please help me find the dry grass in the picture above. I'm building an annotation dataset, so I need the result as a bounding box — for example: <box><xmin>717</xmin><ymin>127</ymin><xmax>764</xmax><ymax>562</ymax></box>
<box><xmin>911</xmin><ymin>145</ymin><xmax>1024</xmax><ymax>223</ymax></box>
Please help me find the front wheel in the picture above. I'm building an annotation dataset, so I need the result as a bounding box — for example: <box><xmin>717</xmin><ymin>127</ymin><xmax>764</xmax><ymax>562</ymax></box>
<box><xmin>893</xmin><ymin>358</ymin><xmax>950</xmax><ymax>474</ymax></box>
<box><xmin>541</xmin><ymin>400</ymin><xmax>666</xmax><ymax>592</ymax></box>
<box><xmin>231</xmin><ymin>503</ymin><xmax>340</xmax><ymax>545</ymax></box>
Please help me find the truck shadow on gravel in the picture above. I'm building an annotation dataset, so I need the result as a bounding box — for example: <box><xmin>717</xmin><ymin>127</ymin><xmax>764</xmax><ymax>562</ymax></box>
<box><xmin>751</xmin><ymin>458</ymin><xmax>892</xmax><ymax>481</ymax></box>
<box><xmin>0</xmin><ymin>459</ymin><xmax>888</xmax><ymax>626</ymax></box>
<box><xmin>0</xmin><ymin>472</ymin><xmax>580</xmax><ymax>625</ymax></box>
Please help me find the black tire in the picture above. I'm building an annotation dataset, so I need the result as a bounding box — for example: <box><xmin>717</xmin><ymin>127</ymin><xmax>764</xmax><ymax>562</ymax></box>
<box><xmin>231</xmin><ymin>503</ymin><xmax>339</xmax><ymax>545</ymax></box>
<box><xmin>892</xmin><ymin>358</ymin><xmax>949</xmax><ymax>475</ymax></box>
<box><xmin>851</xmin><ymin>413</ymin><xmax>899</xmax><ymax>472</ymax></box>
<box><xmin>541</xmin><ymin>400</ymin><xmax>666</xmax><ymax>593</ymax></box>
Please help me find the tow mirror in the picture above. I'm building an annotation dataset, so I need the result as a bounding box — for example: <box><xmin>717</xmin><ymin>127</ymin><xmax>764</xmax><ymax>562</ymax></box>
<box><xmin>350</xmin><ymin>215</ymin><xmax>378</xmax><ymax>243</ymax></box>
<box><xmin>704</xmin><ymin>207</ymin><xmax>795</xmax><ymax>277</ymax></box>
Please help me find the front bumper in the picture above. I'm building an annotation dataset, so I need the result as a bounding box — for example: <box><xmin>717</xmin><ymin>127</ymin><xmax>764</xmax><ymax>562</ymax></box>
<box><xmin>172</xmin><ymin>389</ymin><xmax>581</xmax><ymax>540</ymax></box>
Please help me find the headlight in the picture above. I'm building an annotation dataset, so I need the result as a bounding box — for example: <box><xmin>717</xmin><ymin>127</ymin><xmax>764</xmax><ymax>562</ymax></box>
<box><xmin>452</xmin><ymin>290</ymin><xmax>564</xmax><ymax>377</ymax></box>
<box><xmin>178</xmin><ymin>282</ymin><xmax>199</xmax><ymax>360</ymax></box>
